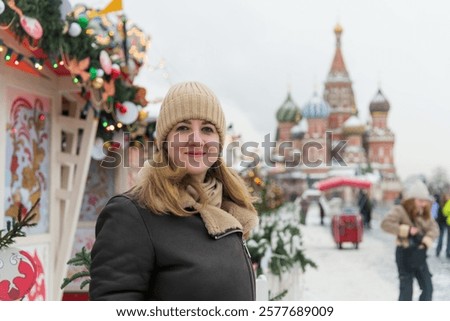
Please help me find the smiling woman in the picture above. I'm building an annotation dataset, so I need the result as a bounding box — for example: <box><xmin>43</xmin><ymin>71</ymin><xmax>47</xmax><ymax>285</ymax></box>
<box><xmin>89</xmin><ymin>81</ymin><xmax>259</xmax><ymax>301</ymax></box>
<box><xmin>166</xmin><ymin>119</ymin><xmax>221</xmax><ymax>182</ymax></box>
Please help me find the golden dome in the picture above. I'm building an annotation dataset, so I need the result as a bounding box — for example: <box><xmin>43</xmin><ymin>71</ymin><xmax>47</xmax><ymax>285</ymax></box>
<box><xmin>334</xmin><ymin>23</ymin><xmax>343</xmax><ymax>34</ymax></box>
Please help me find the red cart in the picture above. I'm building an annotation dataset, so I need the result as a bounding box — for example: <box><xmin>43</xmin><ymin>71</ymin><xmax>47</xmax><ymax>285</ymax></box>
<box><xmin>331</xmin><ymin>209</ymin><xmax>363</xmax><ymax>249</ymax></box>
<box><xmin>315</xmin><ymin>177</ymin><xmax>371</xmax><ymax>250</ymax></box>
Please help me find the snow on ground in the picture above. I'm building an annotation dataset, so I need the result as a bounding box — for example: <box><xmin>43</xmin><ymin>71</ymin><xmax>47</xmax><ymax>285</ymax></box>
<box><xmin>299</xmin><ymin>203</ymin><xmax>450</xmax><ymax>301</ymax></box>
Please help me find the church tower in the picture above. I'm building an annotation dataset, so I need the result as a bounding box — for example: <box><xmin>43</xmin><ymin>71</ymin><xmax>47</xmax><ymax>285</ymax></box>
<box><xmin>323</xmin><ymin>24</ymin><xmax>357</xmax><ymax>140</ymax></box>
<box><xmin>366</xmin><ymin>88</ymin><xmax>400</xmax><ymax>201</ymax></box>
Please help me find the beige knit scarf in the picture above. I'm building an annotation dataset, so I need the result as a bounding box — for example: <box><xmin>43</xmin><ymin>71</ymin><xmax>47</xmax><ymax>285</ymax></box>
<box><xmin>179</xmin><ymin>177</ymin><xmax>258</xmax><ymax>239</ymax></box>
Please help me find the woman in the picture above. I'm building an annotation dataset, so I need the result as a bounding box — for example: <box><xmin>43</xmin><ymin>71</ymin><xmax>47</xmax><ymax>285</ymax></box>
<box><xmin>89</xmin><ymin>81</ymin><xmax>258</xmax><ymax>300</ymax></box>
<box><xmin>381</xmin><ymin>180</ymin><xmax>439</xmax><ymax>301</ymax></box>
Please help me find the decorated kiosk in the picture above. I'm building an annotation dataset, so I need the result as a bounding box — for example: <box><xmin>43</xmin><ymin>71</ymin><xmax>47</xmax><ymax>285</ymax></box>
<box><xmin>0</xmin><ymin>0</ymin><xmax>152</xmax><ymax>300</ymax></box>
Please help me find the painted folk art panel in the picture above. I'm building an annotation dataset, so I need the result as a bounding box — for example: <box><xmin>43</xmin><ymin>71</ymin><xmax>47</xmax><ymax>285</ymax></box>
<box><xmin>4</xmin><ymin>87</ymin><xmax>51</xmax><ymax>235</ymax></box>
<box><xmin>0</xmin><ymin>244</ymin><xmax>48</xmax><ymax>301</ymax></box>
<box><xmin>79</xmin><ymin>160</ymin><xmax>115</xmax><ymax>222</ymax></box>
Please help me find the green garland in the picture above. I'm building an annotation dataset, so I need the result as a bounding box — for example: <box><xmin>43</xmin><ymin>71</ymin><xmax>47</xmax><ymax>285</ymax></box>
<box><xmin>0</xmin><ymin>0</ymin><xmax>99</xmax><ymax>61</ymax></box>
<box><xmin>1</xmin><ymin>1</ymin><xmax>150</xmax><ymax>140</ymax></box>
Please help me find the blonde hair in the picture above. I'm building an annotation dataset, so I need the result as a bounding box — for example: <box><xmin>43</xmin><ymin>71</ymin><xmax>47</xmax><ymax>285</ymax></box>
<box><xmin>127</xmin><ymin>149</ymin><xmax>256</xmax><ymax>216</ymax></box>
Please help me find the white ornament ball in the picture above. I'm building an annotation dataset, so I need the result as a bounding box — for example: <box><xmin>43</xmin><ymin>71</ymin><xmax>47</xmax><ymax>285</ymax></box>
<box><xmin>68</xmin><ymin>22</ymin><xmax>82</xmax><ymax>37</ymax></box>
<box><xmin>0</xmin><ymin>1</ymin><xmax>6</xmax><ymax>15</ymax></box>
<box><xmin>96</xmin><ymin>68</ymin><xmax>105</xmax><ymax>78</ymax></box>
<box><xmin>116</xmin><ymin>101</ymin><xmax>139</xmax><ymax>125</ymax></box>
<box><xmin>91</xmin><ymin>137</ymin><xmax>106</xmax><ymax>160</ymax></box>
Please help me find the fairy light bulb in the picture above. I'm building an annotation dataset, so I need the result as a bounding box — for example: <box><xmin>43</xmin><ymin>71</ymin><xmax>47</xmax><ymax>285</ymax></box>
<box><xmin>14</xmin><ymin>54</ymin><xmax>23</xmax><ymax>65</ymax></box>
<box><xmin>5</xmin><ymin>48</ymin><xmax>12</xmax><ymax>61</ymax></box>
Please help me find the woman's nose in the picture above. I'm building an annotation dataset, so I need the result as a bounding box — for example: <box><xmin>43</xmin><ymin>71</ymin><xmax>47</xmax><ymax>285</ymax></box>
<box><xmin>188</xmin><ymin>129</ymin><xmax>203</xmax><ymax>144</ymax></box>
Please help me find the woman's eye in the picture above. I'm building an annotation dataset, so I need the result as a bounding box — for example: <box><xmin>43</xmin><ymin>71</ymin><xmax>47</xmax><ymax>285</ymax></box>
<box><xmin>202</xmin><ymin>126</ymin><xmax>215</xmax><ymax>133</ymax></box>
<box><xmin>175</xmin><ymin>125</ymin><xmax>189</xmax><ymax>132</ymax></box>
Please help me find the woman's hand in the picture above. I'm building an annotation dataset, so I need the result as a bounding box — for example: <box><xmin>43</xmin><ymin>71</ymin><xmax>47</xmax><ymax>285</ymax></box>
<box><xmin>409</xmin><ymin>226</ymin><xmax>419</xmax><ymax>235</ymax></box>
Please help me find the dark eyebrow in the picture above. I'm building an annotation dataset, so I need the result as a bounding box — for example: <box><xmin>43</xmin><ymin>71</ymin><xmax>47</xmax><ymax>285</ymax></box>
<box><xmin>179</xmin><ymin>120</ymin><xmax>213</xmax><ymax>125</ymax></box>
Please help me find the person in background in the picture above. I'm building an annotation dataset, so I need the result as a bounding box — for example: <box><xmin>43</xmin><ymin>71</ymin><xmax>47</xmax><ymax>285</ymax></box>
<box><xmin>433</xmin><ymin>194</ymin><xmax>447</xmax><ymax>257</ymax></box>
<box><xmin>89</xmin><ymin>81</ymin><xmax>258</xmax><ymax>300</ymax></box>
<box><xmin>442</xmin><ymin>194</ymin><xmax>450</xmax><ymax>259</ymax></box>
<box><xmin>381</xmin><ymin>180</ymin><xmax>439</xmax><ymax>301</ymax></box>
<box><xmin>299</xmin><ymin>196</ymin><xmax>310</xmax><ymax>225</ymax></box>
<box><xmin>319</xmin><ymin>200</ymin><xmax>325</xmax><ymax>226</ymax></box>
<box><xmin>358</xmin><ymin>190</ymin><xmax>373</xmax><ymax>229</ymax></box>
<box><xmin>394</xmin><ymin>192</ymin><xmax>403</xmax><ymax>205</ymax></box>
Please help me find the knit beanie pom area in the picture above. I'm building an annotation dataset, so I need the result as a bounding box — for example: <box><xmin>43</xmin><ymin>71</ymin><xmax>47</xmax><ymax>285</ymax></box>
<box><xmin>155</xmin><ymin>81</ymin><xmax>226</xmax><ymax>150</ymax></box>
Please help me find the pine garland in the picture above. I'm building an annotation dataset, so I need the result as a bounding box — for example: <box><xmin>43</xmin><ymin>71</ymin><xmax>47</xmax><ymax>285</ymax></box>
<box><xmin>0</xmin><ymin>1</ymin><xmax>150</xmax><ymax>139</ymax></box>
<box><xmin>0</xmin><ymin>199</ymin><xmax>40</xmax><ymax>250</ymax></box>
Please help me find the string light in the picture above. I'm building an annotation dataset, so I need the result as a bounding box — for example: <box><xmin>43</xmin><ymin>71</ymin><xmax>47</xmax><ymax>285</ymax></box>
<box><xmin>35</xmin><ymin>59</ymin><xmax>44</xmax><ymax>70</ymax></box>
<box><xmin>0</xmin><ymin>39</ymin><xmax>44</xmax><ymax>70</ymax></box>
<box><xmin>14</xmin><ymin>54</ymin><xmax>23</xmax><ymax>65</ymax></box>
<box><xmin>5</xmin><ymin>48</ymin><xmax>12</xmax><ymax>61</ymax></box>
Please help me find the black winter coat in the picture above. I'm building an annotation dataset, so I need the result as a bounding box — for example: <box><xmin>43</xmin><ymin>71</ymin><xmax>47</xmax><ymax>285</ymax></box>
<box><xmin>89</xmin><ymin>195</ymin><xmax>256</xmax><ymax>301</ymax></box>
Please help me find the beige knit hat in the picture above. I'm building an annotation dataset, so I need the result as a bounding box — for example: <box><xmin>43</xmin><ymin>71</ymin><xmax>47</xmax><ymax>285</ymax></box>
<box><xmin>155</xmin><ymin>81</ymin><xmax>226</xmax><ymax>151</ymax></box>
<box><xmin>403</xmin><ymin>180</ymin><xmax>433</xmax><ymax>201</ymax></box>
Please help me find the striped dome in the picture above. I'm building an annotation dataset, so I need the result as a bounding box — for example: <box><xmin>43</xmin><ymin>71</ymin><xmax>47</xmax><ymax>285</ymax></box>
<box><xmin>276</xmin><ymin>92</ymin><xmax>302</xmax><ymax>123</ymax></box>
<box><xmin>369</xmin><ymin>89</ymin><xmax>390</xmax><ymax>113</ymax></box>
<box><xmin>302</xmin><ymin>92</ymin><xmax>330</xmax><ymax>119</ymax></box>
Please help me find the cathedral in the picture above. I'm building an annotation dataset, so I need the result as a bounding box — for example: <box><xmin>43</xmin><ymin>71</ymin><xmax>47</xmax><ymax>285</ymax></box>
<box><xmin>272</xmin><ymin>24</ymin><xmax>401</xmax><ymax>203</ymax></box>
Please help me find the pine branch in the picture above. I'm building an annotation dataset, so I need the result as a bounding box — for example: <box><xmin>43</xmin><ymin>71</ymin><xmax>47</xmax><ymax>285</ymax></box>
<box><xmin>66</xmin><ymin>246</ymin><xmax>91</xmax><ymax>269</ymax></box>
<box><xmin>60</xmin><ymin>247</ymin><xmax>92</xmax><ymax>290</ymax></box>
<box><xmin>0</xmin><ymin>199</ymin><xmax>40</xmax><ymax>250</ymax></box>
<box><xmin>61</xmin><ymin>271</ymin><xmax>90</xmax><ymax>290</ymax></box>
<box><xmin>269</xmin><ymin>289</ymin><xmax>288</xmax><ymax>301</ymax></box>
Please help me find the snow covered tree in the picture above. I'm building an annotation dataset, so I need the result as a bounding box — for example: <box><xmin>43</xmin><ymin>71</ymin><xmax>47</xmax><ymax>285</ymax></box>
<box><xmin>240</xmin><ymin>166</ymin><xmax>316</xmax><ymax>299</ymax></box>
<box><xmin>428</xmin><ymin>166</ymin><xmax>450</xmax><ymax>195</ymax></box>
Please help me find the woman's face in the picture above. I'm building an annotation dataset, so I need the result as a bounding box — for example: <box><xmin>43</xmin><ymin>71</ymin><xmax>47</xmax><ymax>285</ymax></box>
<box><xmin>414</xmin><ymin>198</ymin><xmax>430</xmax><ymax>213</ymax></box>
<box><xmin>166</xmin><ymin>119</ymin><xmax>220</xmax><ymax>182</ymax></box>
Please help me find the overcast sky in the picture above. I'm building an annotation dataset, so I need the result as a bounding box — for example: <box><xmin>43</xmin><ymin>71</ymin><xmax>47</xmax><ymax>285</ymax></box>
<box><xmin>73</xmin><ymin>0</ymin><xmax>450</xmax><ymax>180</ymax></box>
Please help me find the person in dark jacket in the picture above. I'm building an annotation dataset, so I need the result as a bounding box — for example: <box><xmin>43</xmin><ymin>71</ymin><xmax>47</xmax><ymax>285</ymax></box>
<box><xmin>381</xmin><ymin>180</ymin><xmax>439</xmax><ymax>301</ymax></box>
<box><xmin>358</xmin><ymin>190</ymin><xmax>373</xmax><ymax>229</ymax></box>
<box><xmin>89</xmin><ymin>81</ymin><xmax>258</xmax><ymax>301</ymax></box>
<box><xmin>433</xmin><ymin>194</ymin><xmax>448</xmax><ymax>257</ymax></box>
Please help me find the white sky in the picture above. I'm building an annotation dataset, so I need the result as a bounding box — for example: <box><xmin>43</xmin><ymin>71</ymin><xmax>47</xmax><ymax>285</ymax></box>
<box><xmin>72</xmin><ymin>0</ymin><xmax>450</xmax><ymax>180</ymax></box>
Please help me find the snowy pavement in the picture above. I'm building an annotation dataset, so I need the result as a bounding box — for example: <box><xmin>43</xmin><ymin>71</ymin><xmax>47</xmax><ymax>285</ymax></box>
<box><xmin>300</xmin><ymin>203</ymin><xmax>450</xmax><ymax>301</ymax></box>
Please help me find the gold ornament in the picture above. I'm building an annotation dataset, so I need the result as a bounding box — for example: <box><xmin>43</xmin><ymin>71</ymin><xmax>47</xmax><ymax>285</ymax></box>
<box><xmin>92</xmin><ymin>77</ymin><xmax>104</xmax><ymax>89</ymax></box>
<box><xmin>138</xmin><ymin>109</ymin><xmax>148</xmax><ymax>121</ymax></box>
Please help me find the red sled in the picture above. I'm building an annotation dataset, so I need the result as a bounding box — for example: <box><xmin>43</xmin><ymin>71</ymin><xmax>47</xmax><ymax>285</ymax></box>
<box><xmin>331</xmin><ymin>214</ymin><xmax>363</xmax><ymax>249</ymax></box>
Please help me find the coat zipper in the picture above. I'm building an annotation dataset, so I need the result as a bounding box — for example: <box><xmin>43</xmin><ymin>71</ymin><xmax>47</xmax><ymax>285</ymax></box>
<box><xmin>214</xmin><ymin>230</ymin><xmax>256</xmax><ymax>300</ymax></box>
<box><xmin>213</xmin><ymin>229</ymin><xmax>241</xmax><ymax>239</ymax></box>
<box><xmin>242</xmin><ymin>239</ymin><xmax>256</xmax><ymax>300</ymax></box>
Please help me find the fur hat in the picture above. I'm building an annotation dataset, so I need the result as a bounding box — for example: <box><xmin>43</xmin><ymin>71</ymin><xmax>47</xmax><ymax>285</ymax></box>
<box><xmin>403</xmin><ymin>180</ymin><xmax>433</xmax><ymax>201</ymax></box>
<box><xmin>155</xmin><ymin>81</ymin><xmax>226</xmax><ymax>151</ymax></box>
